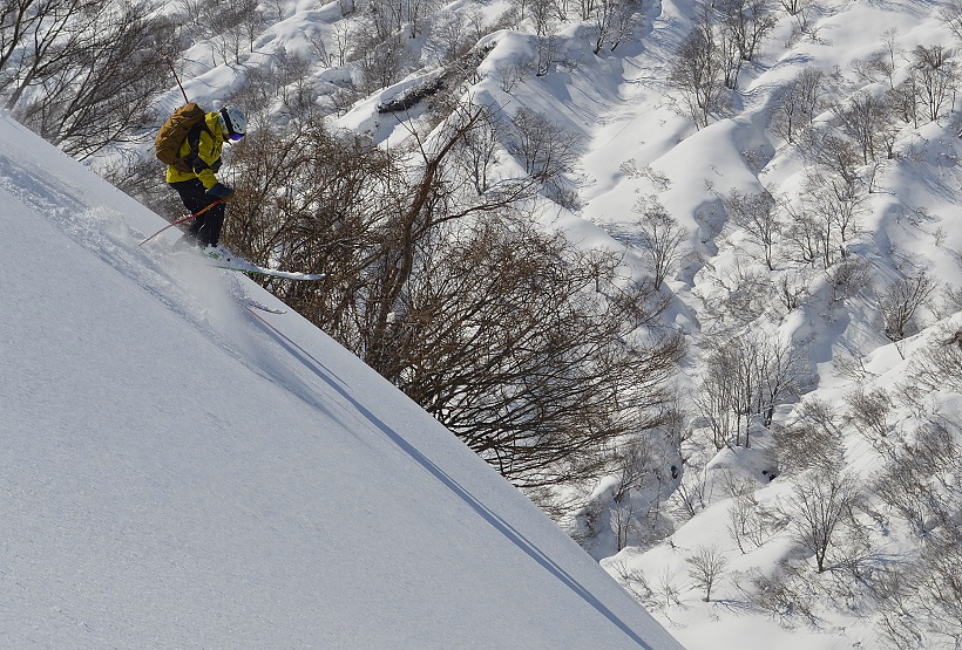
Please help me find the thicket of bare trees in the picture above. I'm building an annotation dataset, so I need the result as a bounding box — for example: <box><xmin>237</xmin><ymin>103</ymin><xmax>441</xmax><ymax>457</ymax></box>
<box><xmin>670</xmin><ymin>0</ymin><xmax>777</xmax><ymax>126</ymax></box>
<box><xmin>727</xmin><ymin>486</ymin><xmax>779</xmax><ymax>553</ymax></box>
<box><xmin>785</xmin><ymin>46</ymin><xmax>960</xmax><ymax>162</ymax></box>
<box><xmin>907</xmin><ymin>324</ymin><xmax>962</xmax><ymax>398</ymax></box>
<box><xmin>771</xmin><ymin>67</ymin><xmax>823</xmax><ymax>144</ymax></box>
<box><xmin>781</xmin><ymin>169</ymin><xmax>864</xmax><ymax>268</ymax></box>
<box><xmin>870</xmin><ymin>411</ymin><xmax>962</xmax><ymax>647</ymax></box>
<box><xmin>507</xmin><ymin>107</ymin><xmax>581</xmax><ymax>186</ymax></box>
<box><xmin>0</xmin><ymin>0</ymin><xmax>175</xmax><ymax>158</ymax></box>
<box><xmin>832</xmin><ymin>92</ymin><xmax>898</xmax><ymax>164</ymax></box>
<box><xmin>220</xmin><ymin>105</ymin><xmax>683</xmax><ymax>487</ymax></box>
<box><xmin>874</xmin><ymin>415</ymin><xmax>962</xmax><ymax>536</ymax></box>
<box><xmin>393</xmin><ymin>220</ymin><xmax>684</xmax><ymax>487</ymax></box>
<box><xmin>747</xmin><ymin>324</ymin><xmax>962</xmax><ymax>636</ymax></box>
<box><xmin>847</xmin><ymin>386</ymin><xmax>891</xmax><ymax>443</ymax></box>
<box><xmin>178</xmin><ymin>0</ymin><xmax>268</xmax><ymax>65</ymax></box>
<box><xmin>695</xmin><ymin>331</ymin><xmax>804</xmax><ymax>449</ymax></box>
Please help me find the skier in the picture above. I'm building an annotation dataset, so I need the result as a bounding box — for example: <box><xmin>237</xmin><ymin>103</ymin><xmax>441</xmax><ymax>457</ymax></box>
<box><xmin>163</xmin><ymin>105</ymin><xmax>247</xmax><ymax>250</ymax></box>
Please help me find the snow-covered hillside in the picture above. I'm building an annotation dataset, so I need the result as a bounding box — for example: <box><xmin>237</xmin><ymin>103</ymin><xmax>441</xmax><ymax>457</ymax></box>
<box><xmin>8</xmin><ymin>0</ymin><xmax>962</xmax><ymax>644</ymax></box>
<box><xmin>0</xmin><ymin>113</ymin><xmax>683</xmax><ymax>648</ymax></box>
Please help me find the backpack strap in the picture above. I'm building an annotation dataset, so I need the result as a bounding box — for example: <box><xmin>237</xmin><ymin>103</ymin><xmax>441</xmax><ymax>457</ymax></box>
<box><xmin>183</xmin><ymin>121</ymin><xmax>214</xmax><ymax>173</ymax></box>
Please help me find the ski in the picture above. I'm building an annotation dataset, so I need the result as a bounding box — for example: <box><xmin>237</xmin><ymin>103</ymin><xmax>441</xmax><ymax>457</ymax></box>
<box><xmin>204</xmin><ymin>250</ymin><xmax>326</xmax><ymax>281</ymax></box>
<box><xmin>210</xmin><ymin>261</ymin><xmax>326</xmax><ymax>281</ymax></box>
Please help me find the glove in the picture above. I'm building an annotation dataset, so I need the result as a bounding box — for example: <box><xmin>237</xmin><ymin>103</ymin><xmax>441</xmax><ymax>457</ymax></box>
<box><xmin>206</xmin><ymin>183</ymin><xmax>234</xmax><ymax>201</ymax></box>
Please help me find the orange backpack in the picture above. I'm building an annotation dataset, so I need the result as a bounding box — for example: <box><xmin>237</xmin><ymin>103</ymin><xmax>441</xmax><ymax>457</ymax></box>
<box><xmin>155</xmin><ymin>103</ymin><xmax>209</xmax><ymax>173</ymax></box>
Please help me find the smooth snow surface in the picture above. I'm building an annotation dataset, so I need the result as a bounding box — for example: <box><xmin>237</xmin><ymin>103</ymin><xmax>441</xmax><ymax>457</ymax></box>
<box><xmin>0</xmin><ymin>114</ymin><xmax>683</xmax><ymax>649</ymax></box>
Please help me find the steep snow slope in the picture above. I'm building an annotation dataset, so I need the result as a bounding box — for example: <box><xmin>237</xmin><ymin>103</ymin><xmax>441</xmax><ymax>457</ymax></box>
<box><xmin>0</xmin><ymin>113</ymin><xmax>683</xmax><ymax>649</ymax></box>
<box><xmin>307</xmin><ymin>0</ymin><xmax>962</xmax><ymax>647</ymax></box>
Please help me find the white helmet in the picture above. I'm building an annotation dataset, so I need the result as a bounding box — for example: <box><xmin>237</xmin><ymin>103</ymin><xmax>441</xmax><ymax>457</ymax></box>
<box><xmin>219</xmin><ymin>106</ymin><xmax>247</xmax><ymax>141</ymax></box>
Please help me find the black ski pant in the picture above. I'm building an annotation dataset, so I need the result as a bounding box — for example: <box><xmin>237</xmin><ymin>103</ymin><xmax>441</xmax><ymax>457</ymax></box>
<box><xmin>169</xmin><ymin>178</ymin><xmax>226</xmax><ymax>248</ymax></box>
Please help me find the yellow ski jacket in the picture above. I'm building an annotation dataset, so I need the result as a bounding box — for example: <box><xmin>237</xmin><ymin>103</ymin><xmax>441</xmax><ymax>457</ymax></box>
<box><xmin>165</xmin><ymin>111</ymin><xmax>226</xmax><ymax>190</ymax></box>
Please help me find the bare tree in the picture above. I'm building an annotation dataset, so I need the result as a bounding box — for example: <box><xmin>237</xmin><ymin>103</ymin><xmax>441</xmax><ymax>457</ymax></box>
<box><xmin>743</xmin><ymin>563</ymin><xmax>817</xmax><ymax>623</ymax></box>
<box><xmin>591</xmin><ymin>0</ymin><xmax>639</xmax><ymax>54</ymax></box>
<box><xmin>832</xmin><ymin>91</ymin><xmax>897</xmax><ymax>164</ymax></box>
<box><xmin>453</xmin><ymin>105</ymin><xmax>501</xmax><ymax>195</ymax></box>
<box><xmin>889</xmin><ymin>76</ymin><xmax>920</xmax><ymax>128</ymax></box>
<box><xmin>808</xmin><ymin>171</ymin><xmax>864</xmax><ymax>254</ymax></box>
<box><xmin>943</xmin><ymin>0</ymin><xmax>962</xmax><ymax>42</ymax></box>
<box><xmin>611</xmin><ymin>436</ymin><xmax>655</xmax><ymax>502</ymax></box>
<box><xmin>726</xmin><ymin>189</ymin><xmax>779</xmax><ymax>269</ymax></box>
<box><xmin>785</xmin><ymin>470</ymin><xmax>860</xmax><ymax>573</ymax></box>
<box><xmin>390</xmin><ymin>221</ymin><xmax>683</xmax><ymax>487</ymax></box>
<box><xmin>776</xmin><ymin>270</ymin><xmax>809</xmax><ymax>312</ymax></box>
<box><xmin>716</xmin><ymin>0</ymin><xmax>776</xmax><ymax>63</ymax></box>
<box><xmin>670</xmin><ymin>10</ymin><xmax>727</xmax><ymax>128</ymax></box>
<box><xmin>534</xmin><ymin>33</ymin><xmax>560</xmax><ymax>76</ymax></box>
<box><xmin>876</xmin><ymin>270</ymin><xmax>935</xmax><ymax>343</ymax></box>
<box><xmin>506</xmin><ymin>106</ymin><xmax>581</xmax><ymax>183</ymax></box>
<box><xmin>695</xmin><ymin>352</ymin><xmax>738</xmax><ymax>450</ymax></box>
<box><xmin>847</xmin><ymin>387</ymin><xmax>891</xmax><ymax>442</ymax></box>
<box><xmin>826</xmin><ymin>257</ymin><xmax>871</xmax><ymax>303</ymax></box>
<box><xmin>313</xmin><ymin>20</ymin><xmax>356</xmax><ymax>67</ymax></box>
<box><xmin>911</xmin><ymin>45</ymin><xmax>959</xmax><ymax>123</ymax></box>
<box><xmin>0</xmin><ymin>0</ymin><xmax>99</xmax><ymax>109</ymax></box>
<box><xmin>687</xmin><ymin>545</ymin><xmax>729</xmax><ymax>601</ymax></box>
<box><xmin>654</xmin><ymin>565</ymin><xmax>684</xmax><ymax>611</ymax></box>
<box><xmin>779</xmin><ymin>0</ymin><xmax>806</xmax><ymax>16</ymax></box>
<box><xmin>728</xmin><ymin>490</ymin><xmax>758</xmax><ymax>553</ymax></box>
<box><xmin>716</xmin><ymin>8</ymin><xmax>743</xmax><ymax>90</ymax></box>
<box><xmin>799</xmin><ymin>129</ymin><xmax>861</xmax><ymax>187</ymax></box>
<box><xmin>672</xmin><ymin>466</ymin><xmax>708</xmax><ymax>519</ymax></box>
<box><xmin>610</xmin><ymin>561</ymin><xmax>656</xmax><ymax>604</ymax></box>
<box><xmin>367</xmin><ymin>0</ymin><xmax>437</xmax><ymax>38</ymax></box>
<box><xmin>773</xmin><ymin>397</ymin><xmax>845</xmax><ymax>475</ymax></box>
<box><xmin>429</xmin><ymin>12</ymin><xmax>475</xmax><ymax>65</ymax></box>
<box><xmin>528</xmin><ymin>0</ymin><xmax>555</xmax><ymax>35</ymax></box>
<box><xmin>905</xmin><ymin>323</ymin><xmax>962</xmax><ymax>400</ymax></box>
<box><xmin>783</xmin><ymin>208</ymin><xmax>824</xmax><ymax>267</ymax></box>
<box><xmin>635</xmin><ymin>198</ymin><xmax>688</xmax><ymax>290</ymax></box>
<box><xmin>779</xmin><ymin>0</ymin><xmax>810</xmax><ymax>16</ymax></box>
<box><xmin>354</xmin><ymin>31</ymin><xmax>409</xmax><ymax>94</ymax></box>
<box><xmin>221</xmin><ymin>0</ymin><xmax>266</xmax><ymax>64</ymax></box>
<box><xmin>606</xmin><ymin>0</ymin><xmax>640</xmax><ymax>52</ymax></box>
<box><xmin>611</xmin><ymin>500</ymin><xmax>644</xmax><ymax>551</ymax></box>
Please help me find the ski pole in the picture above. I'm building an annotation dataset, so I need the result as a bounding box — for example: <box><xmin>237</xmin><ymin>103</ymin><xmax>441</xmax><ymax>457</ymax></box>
<box><xmin>138</xmin><ymin>200</ymin><xmax>223</xmax><ymax>247</ymax></box>
<box><xmin>166</xmin><ymin>57</ymin><xmax>190</xmax><ymax>104</ymax></box>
